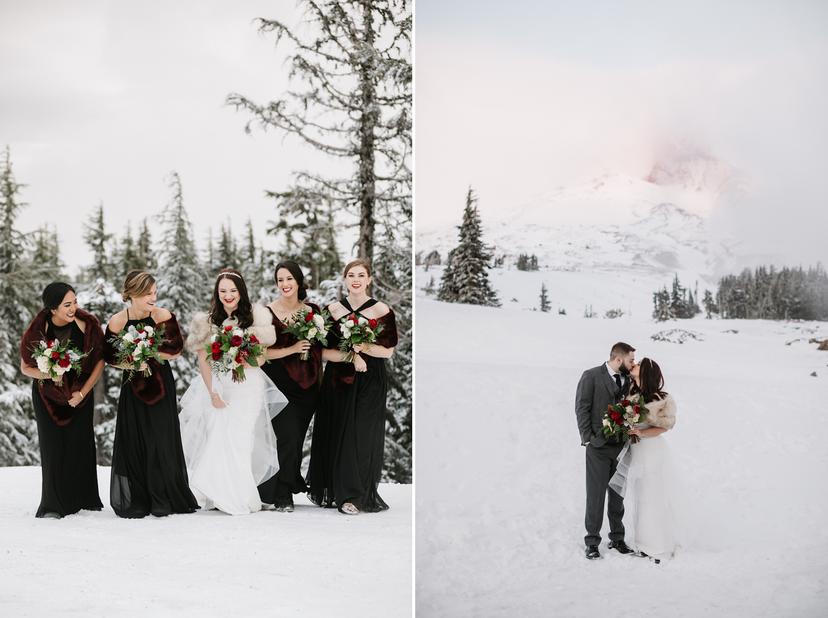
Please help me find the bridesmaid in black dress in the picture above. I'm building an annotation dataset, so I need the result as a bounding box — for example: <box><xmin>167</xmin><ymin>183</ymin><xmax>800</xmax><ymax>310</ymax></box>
<box><xmin>19</xmin><ymin>282</ymin><xmax>105</xmax><ymax>518</ymax></box>
<box><xmin>258</xmin><ymin>261</ymin><xmax>321</xmax><ymax>512</ymax></box>
<box><xmin>307</xmin><ymin>258</ymin><xmax>398</xmax><ymax>515</ymax></box>
<box><xmin>104</xmin><ymin>270</ymin><xmax>198</xmax><ymax>518</ymax></box>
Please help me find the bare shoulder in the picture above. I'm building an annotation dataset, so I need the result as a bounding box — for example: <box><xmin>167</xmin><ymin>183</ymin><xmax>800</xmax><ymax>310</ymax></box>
<box><xmin>327</xmin><ymin>301</ymin><xmax>347</xmax><ymax>319</ymax></box>
<box><xmin>151</xmin><ymin>307</ymin><xmax>173</xmax><ymax>323</ymax></box>
<box><xmin>373</xmin><ymin>301</ymin><xmax>391</xmax><ymax>316</ymax></box>
<box><xmin>107</xmin><ymin>309</ymin><xmax>128</xmax><ymax>333</ymax></box>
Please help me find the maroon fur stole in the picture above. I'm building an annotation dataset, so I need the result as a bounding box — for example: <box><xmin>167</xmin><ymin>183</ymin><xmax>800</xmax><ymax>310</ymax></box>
<box><xmin>103</xmin><ymin>313</ymin><xmax>184</xmax><ymax>406</ymax></box>
<box><xmin>19</xmin><ymin>308</ymin><xmax>105</xmax><ymax>426</ymax></box>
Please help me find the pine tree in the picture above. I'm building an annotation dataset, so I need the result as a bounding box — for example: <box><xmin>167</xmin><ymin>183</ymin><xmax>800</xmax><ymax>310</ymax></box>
<box><xmin>217</xmin><ymin>222</ymin><xmax>239</xmax><ymax>270</ymax></box>
<box><xmin>373</xmin><ymin>223</ymin><xmax>411</xmax><ymax>483</ymax></box>
<box><xmin>652</xmin><ymin>286</ymin><xmax>673</xmax><ymax>321</ymax></box>
<box><xmin>26</xmin><ymin>224</ymin><xmax>65</xmax><ymax>298</ymax></box>
<box><xmin>227</xmin><ymin>0</ymin><xmax>411</xmax><ymax>262</ymax></box>
<box><xmin>82</xmin><ymin>203</ymin><xmax>116</xmax><ymax>284</ymax></box>
<box><xmin>0</xmin><ymin>146</ymin><xmax>38</xmax><ymax>465</ymax></box>
<box><xmin>156</xmin><ymin>172</ymin><xmax>205</xmax><ymax>396</ymax></box>
<box><xmin>539</xmin><ymin>282</ymin><xmax>551</xmax><ymax>312</ymax></box>
<box><xmin>136</xmin><ymin>218</ymin><xmax>155</xmax><ymax>272</ymax></box>
<box><xmin>702</xmin><ymin>289</ymin><xmax>718</xmax><ymax>318</ymax></box>
<box><xmin>115</xmin><ymin>222</ymin><xmax>143</xmax><ymax>274</ymax></box>
<box><xmin>438</xmin><ymin>188</ymin><xmax>500</xmax><ymax>307</ymax></box>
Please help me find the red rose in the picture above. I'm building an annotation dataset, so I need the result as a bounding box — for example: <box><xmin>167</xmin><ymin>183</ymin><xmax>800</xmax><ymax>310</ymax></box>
<box><xmin>304</xmin><ymin>312</ymin><xmax>314</xmax><ymax>322</ymax></box>
<box><xmin>235</xmin><ymin>354</ymin><xmax>242</xmax><ymax>364</ymax></box>
<box><xmin>149</xmin><ymin>338</ymin><xmax>155</xmax><ymax>345</ymax></box>
<box><xmin>212</xmin><ymin>351</ymin><xmax>221</xmax><ymax>361</ymax></box>
<box><xmin>350</xmin><ymin>314</ymin><xmax>359</xmax><ymax>324</ymax></box>
<box><xmin>212</xmin><ymin>341</ymin><xmax>221</xmax><ymax>350</ymax></box>
<box><xmin>133</xmin><ymin>339</ymin><xmax>141</xmax><ymax>344</ymax></box>
<box><xmin>368</xmin><ymin>318</ymin><xmax>378</xmax><ymax>329</ymax></box>
<box><xmin>621</xmin><ymin>399</ymin><xmax>631</xmax><ymax>407</ymax></box>
<box><xmin>224</xmin><ymin>325</ymin><xmax>233</xmax><ymax>332</ymax></box>
<box><xmin>633</xmin><ymin>405</ymin><xmax>640</xmax><ymax>413</ymax></box>
<box><xmin>58</xmin><ymin>357</ymin><xmax>71</xmax><ymax>368</ymax></box>
<box><xmin>51</xmin><ymin>351</ymin><xmax>60</xmax><ymax>360</ymax></box>
<box><xmin>249</xmin><ymin>335</ymin><xmax>259</xmax><ymax>344</ymax></box>
<box><xmin>230</xmin><ymin>335</ymin><xmax>243</xmax><ymax>347</ymax></box>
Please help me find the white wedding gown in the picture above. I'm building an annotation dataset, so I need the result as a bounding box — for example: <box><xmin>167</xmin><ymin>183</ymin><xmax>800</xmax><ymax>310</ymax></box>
<box><xmin>179</xmin><ymin>367</ymin><xmax>287</xmax><ymax>515</ymax></box>
<box><xmin>611</xmin><ymin>424</ymin><xmax>682</xmax><ymax>560</ymax></box>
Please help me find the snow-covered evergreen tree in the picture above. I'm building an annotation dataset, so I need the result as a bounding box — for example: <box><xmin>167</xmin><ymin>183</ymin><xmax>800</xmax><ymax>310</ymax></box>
<box><xmin>27</xmin><ymin>225</ymin><xmax>65</xmax><ymax>295</ymax></box>
<box><xmin>438</xmin><ymin>188</ymin><xmax>500</xmax><ymax>307</ymax></box>
<box><xmin>155</xmin><ymin>172</ymin><xmax>204</xmax><ymax>396</ymax></box>
<box><xmin>0</xmin><ymin>146</ymin><xmax>38</xmax><ymax>465</ymax></box>
<box><xmin>136</xmin><ymin>218</ymin><xmax>156</xmax><ymax>272</ymax></box>
<box><xmin>227</xmin><ymin>0</ymin><xmax>411</xmax><ymax>263</ymax></box>
<box><xmin>374</xmin><ymin>223</ymin><xmax>412</xmax><ymax>483</ymax></box>
<box><xmin>216</xmin><ymin>222</ymin><xmax>239</xmax><ymax>270</ymax></box>
<box><xmin>82</xmin><ymin>203</ymin><xmax>116</xmax><ymax>284</ymax></box>
<box><xmin>539</xmin><ymin>282</ymin><xmax>551</xmax><ymax>312</ymax></box>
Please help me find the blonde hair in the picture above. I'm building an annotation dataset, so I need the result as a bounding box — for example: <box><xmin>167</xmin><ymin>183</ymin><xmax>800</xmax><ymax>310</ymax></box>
<box><xmin>122</xmin><ymin>270</ymin><xmax>156</xmax><ymax>303</ymax></box>
<box><xmin>343</xmin><ymin>258</ymin><xmax>372</xmax><ymax>278</ymax></box>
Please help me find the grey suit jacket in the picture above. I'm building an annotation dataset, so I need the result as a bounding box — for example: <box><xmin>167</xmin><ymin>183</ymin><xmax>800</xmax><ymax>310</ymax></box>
<box><xmin>575</xmin><ymin>364</ymin><xmax>628</xmax><ymax>447</ymax></box>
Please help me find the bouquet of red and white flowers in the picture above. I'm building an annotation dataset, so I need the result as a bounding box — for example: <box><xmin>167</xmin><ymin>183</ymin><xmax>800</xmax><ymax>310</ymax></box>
<box><xmin>32</xmin><ymin>339</ymin><xmax>85</xmax><ymax>384</ymax></box>
<box><xmin>206</xmin><ymin>325</ymin><xmax>263</xmax><ymax>383</ymax></box>
<box><xmin>602</xmin><ymin>395</ymin><xmax>649</xmax><ymax>443</ymax></box>
<box><xmin>109</xmin><ymin>322</ymin><xmax>166</xmax><ymax>378</ymax></box>
<box><xmin>338</xmin><ymin>313</ymin><xmax>384</xmax><ymax>357</ymax></box>
<box><xmin>284</xmin><ymin>307</ymin><xmax>331</xmax><ymax>360</ymax></box>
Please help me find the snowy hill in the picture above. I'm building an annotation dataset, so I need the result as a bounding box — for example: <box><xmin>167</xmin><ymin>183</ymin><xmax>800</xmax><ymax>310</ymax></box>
<box><xmin>414</xmin><ymin>296</ymin><xmax>828</xmax><ymax>617</ymax></box>
<box><xmin>417</xmin><ymin>153</ymin><xmax>757</xmax><ymax>312</ymax></box>
<box><xmin>0</xmin><ymin>468</ymin><xmax>411</xmax><ymax>617</ymax></box>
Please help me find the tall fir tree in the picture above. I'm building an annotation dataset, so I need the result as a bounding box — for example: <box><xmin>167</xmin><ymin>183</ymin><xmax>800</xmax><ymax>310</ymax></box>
<box><xmin>156</xmin><ymin>172</ymin><xmax>204</xmax><ymax>395</ymax></box>
<box><xmin>438</xmin><ymin>188</ymin><xmax>500</xmax><ymax>307</ymax></box>
<box><xmin>539</xmin><ymin>282</ymin><xmax>551</xmax><ymax>312</ymax></box>
<box><xmin>216</xmin><ymin>222</ymin><xmax>239</xmax><ymax>270</ymax></box>
<box><xmin>373</xmin><ymin>223</ymin><xmax>412</xmax><ymax>482</ymax></box>
<box><xmin>0</xmin><ymin>146</ymin><xmax>38</xmax><ymax>465</ymax></box>
<box><xmin>26</xmin><ymin>224</ymin><xmax>65</xmax><ymax>300</ymax></box>
<box><xmin>82</xmin><ymin>203</ymin><xmax>116</xmax><ymax>284</ymax></box>
<box><xmin>227</xmin><ymin>0</ymin><xmax>412</xmax><ymax>262</ymax></box>
<box><xmin>136</xmin><ymin>218</ymin><xmax>156</xmax><ymax>272</ymax></box>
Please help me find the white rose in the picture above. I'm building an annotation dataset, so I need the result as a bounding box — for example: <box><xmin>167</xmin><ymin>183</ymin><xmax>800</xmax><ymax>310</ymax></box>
<box><xmin>358</xmin><ymin>316</ymin><xmax>368</xmax><ymax>325</ymax></box>
<box><xmin>307</xmin><ymin>327</ymin><xmax>317</xmax><ymax>338</ymax></box>
<box><xmin>313</xmin><ymin>315</ymin><xmax>325</xmax><ymax>328</ymax></box>
<box><xmin>602</xmin><ymin>419</ymin><xmax>610</xmax><ymax>427</ymax></box>
<box><xmin>233</xmin><ymin>329</ymin><xmax>243</xmax><ymax>337</ymax></box>
<box><xmin>144</xmin><ymin>325</ymin><xmax>154</xmax><ymax>335</ymax></box>
<box><xmin>36</xmin><ymin>358</ymin><xmax>50</xmax><ymax>373</ymax></box>
<box><xmin>55</xmin><ymin>365</ymin><xmax>68</xmax><ymax>375</ymax></box>
<box><xmin>122</xmin><ymin>332</ymin><xmax>133</xmax><ymax>342</ymax></box>
<box><xmin>228</xmin><ymin>347</ymin><xmax>238</xmax><ymax>358</ymax></box>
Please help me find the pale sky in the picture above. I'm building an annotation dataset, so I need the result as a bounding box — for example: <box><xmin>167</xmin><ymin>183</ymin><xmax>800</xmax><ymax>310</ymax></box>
<box><xmin>415</xmin><ymin>0</ymin><xmax>828</xmax><ymax>265</ymax></box>
<box><xmin>1</xmin><ymin>0</ymin><xmax>349</xmax><ymax>275</ymax></box>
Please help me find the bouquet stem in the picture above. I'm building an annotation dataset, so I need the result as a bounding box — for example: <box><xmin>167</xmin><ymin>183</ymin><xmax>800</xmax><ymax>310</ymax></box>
<box><xmin>300</xmin><ymin>349</ymin><xmax>310</xmax><ymax>361</ymax></box>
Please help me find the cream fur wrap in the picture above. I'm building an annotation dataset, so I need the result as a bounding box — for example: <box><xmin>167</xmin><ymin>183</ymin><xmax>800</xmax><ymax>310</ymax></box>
<box><xmin>643</xmin><ymin>394</ymin><xmax>677</xmax><ymax>430</ymax></box>
<box><xmin>186</xmin><ymin>304</ymin><xmax>277</xmax><ymax>353</ymax></box>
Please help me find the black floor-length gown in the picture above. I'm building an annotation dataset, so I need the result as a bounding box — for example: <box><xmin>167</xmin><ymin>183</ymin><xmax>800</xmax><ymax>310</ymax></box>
<box><xmin>105</xmin><ymin>314</ymin><xmax>198</xmax><ymax>518</ymax></box>
<box><xmin>27</xmin><ymin>318</ymin><xmax>103</xmax><ymax>518</ymax></box>
<box><xmin>306</xmin><ymin>298</ymin><xmax>398</xmax><ymax>512</ymax></box>
<box><xmin>258</xmin><ymin>304</ymin><xmax>322</xmax><ymax>507</ymax></box>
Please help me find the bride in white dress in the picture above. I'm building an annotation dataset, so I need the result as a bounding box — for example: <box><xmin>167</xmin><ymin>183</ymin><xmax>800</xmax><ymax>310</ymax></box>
<box><xmin>179</xmin><ymin>269</ymin><xmax>288</xmax><ymax>515</ymax></box>
<box><xmin>610</xmin><ymin>358</ymin><xmax>680</xmax><ymax>562</ymax></box>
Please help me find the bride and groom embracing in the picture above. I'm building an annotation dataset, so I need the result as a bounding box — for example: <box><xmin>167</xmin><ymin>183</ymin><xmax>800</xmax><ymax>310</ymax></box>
<box><xmin>575</xmin><ymin>342</ymin><xmax>680</xmax><ymax>563</ymax></box>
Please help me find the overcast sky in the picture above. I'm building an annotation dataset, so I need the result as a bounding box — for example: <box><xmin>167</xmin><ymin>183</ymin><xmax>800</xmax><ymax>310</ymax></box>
<box><xmin>1</xmin><ymin>0</ymin><xmax>349</xmax><ymax>274</ymax></box>
<box><xmin>415</xmin><ymin>0</ymin><xmax>828</xmax><ymax>266</ymax></box>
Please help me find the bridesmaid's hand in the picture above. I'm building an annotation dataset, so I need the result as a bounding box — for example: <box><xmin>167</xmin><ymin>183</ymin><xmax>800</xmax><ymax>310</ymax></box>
<box><xmin>68</xmin><ymin>391</ymin><xmax>85</xmax><ymax>407</ymax></box>
<box><xmin>353</xmin><ymin>354</ymin><xmax>368</xmax><ymax>373</ymax></box>
<box><xmin>292</xmin><ymin>340</ymin><xmax>311</xmax><ymax>355</ymax></box>
<box><xmin>628</xmin><ymin>427</ymin><xmax>642</xmax><ymax>437</ymax></box>
<box><xmin>352</xmin><ymin>343</ymin><xmax>367</xmax><ymax>354</ymax></box>
<box><xmin>210</xmin><ymin>392</ymin><xmax>227</xmax><ymax>408</ymax></box>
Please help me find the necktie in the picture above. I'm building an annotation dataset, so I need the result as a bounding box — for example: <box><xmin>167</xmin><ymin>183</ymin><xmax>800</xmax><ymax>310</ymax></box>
<box><xmin>614</xmin><ymin>374</ymin><xmax>622</xmax><ymax>391</ymax></box>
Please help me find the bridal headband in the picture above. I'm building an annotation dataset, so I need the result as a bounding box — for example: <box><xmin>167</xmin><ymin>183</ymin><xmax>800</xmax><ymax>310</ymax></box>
<box><xmin>216</xmin><ymin>271</ymin><xmax>243</xmax><ymax>282</ymax></box>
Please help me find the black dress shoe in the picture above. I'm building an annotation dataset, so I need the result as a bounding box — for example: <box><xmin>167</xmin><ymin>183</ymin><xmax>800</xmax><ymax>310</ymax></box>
<box><xmin>585</xmin><ymin>545</ymin><xmax>600</xmax><ymax>560</ymax></box>
<box><xmin>608</xmin><ymin>540</ymin><xmax>634</xmax><ymax>555</ymax></box>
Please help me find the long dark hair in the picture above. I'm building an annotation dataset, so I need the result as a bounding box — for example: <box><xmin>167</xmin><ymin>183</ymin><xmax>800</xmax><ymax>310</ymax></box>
<box><xmin>209</xmin><ymin>269</ymin><xmax>253</xmax><ymax>329</ymax></box>
<box><xmin>630</xmin><ymin>358</ymin><xmax>668</xmax><ymax>403</ymax></box>
<box><xmin>274</xmin><ymin>261</ymin><xmax>307</xmax><ymax>300</ymax></box>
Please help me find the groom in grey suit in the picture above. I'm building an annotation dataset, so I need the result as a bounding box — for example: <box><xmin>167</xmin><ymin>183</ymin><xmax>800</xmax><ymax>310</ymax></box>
<box><xmin>575</xmin><ymin>342</ymin><xmax>636</xmax><ymax>560</ymax></box>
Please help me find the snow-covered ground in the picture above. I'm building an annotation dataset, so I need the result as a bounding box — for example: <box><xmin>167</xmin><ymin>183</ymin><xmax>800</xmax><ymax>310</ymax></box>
<box><xmin>0</xmin><ymin>467</ymin><xmax>412</xmax><ymax>617</ymax></box>
<box><xmin>414</xmin><ymin>291</ymin><xmax>828</xmax><ymax>617</ymax></box>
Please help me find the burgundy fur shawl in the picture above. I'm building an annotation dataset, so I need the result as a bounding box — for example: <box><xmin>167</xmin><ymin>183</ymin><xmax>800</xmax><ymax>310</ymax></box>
<box><xmin>20</xmin><ymin>308</ymin><xmax>105</xmax><ymax>426</ymax></box>
<box><xmin>103</xmin><ymin>313</ymin><xmax>184</xmax><ymax>406</ymax></box>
